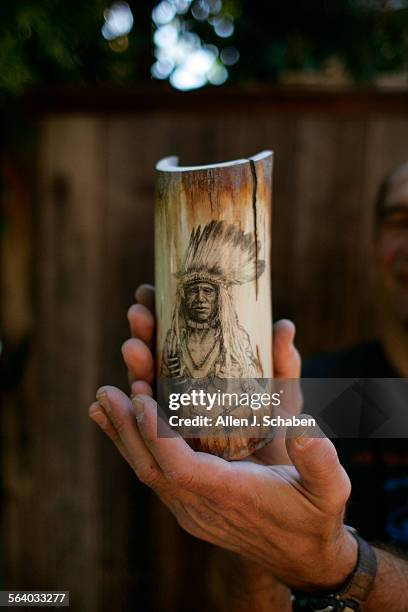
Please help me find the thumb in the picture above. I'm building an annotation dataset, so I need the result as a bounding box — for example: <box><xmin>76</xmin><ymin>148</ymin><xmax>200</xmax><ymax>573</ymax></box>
<box><xmin>285</xmin><ymin>418</ymin><xmax>351</xmax><ymax>512</ymax></box>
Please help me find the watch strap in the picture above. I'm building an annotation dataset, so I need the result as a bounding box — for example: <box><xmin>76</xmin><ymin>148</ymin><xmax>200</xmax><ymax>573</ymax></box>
<box><xmin>336</xmin><ymin>528</ymin><xmax>377</xmax><ymax>606</ymax></box>
<box><xmin>293</xmin><ymin>527</ymin><xmax>377</xmax><ymax>611</ymax></box>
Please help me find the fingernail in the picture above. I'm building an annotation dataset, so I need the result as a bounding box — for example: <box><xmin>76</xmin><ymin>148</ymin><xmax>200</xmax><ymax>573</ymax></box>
<box><xmin>131</xmin><ymin>394</ymin><xmax>145</xmax><ymax>422</ymax></box>
<box><xmin>91</xmin><ymin>409</ymin><xmax>108</xmax><ymax>429</ymax></box>
<box><xmin>89</xmin><ymin>402</ymin><xmax>100</xmax><ymax>416</ymax></box>
<box><xmin>295</xmin><ymin>431</ymin><xmax>313</xmax><ymax>448</ymax></box>
<box><xmin>96</xmin><ymin>389</ymin><xmax>111</xmax><ymax>413</ymax></box>
<box><xmin>291</xmin><ymin>425</ymin><xmax>313</xmax><ymax>448</ymax></box>
<box><xmin>89</xmin><ymin>401</ymin><xmax>108</xmax><ymax>426</ymax></box>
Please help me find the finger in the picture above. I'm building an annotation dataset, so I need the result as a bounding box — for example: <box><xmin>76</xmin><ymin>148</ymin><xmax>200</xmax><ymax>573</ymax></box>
<box><xmin>122</xmin><ymin>338</ymin><xmax>155</xmax><ymax>385</ymax></box>
<box><xmin>135</xmin><ymin>284</ymin><xmax>155</xmax><ymax>315</ymax></box>
<box><xmin>285</xmin><ymin>418</ymin><xmax>351</xmax><ymax>512</ymax></box>
<box><xmin>132</xmin><ymin>394</ymin><xmax>229</xmax><ymax>494</ymax></box>
<box><xmin>128</xmin><ymin>303</ymin><xmax>155</xmax><ymax>349</ymax></box>
<box><xmin>273</xmin><ymin>319</ymin><xmax>301</xmax><ymax>379</ymax></box>
<box><xmin>89</xmin><ymin>401</ymin><xmax>131</xmax><ymax>465</ymax></box>
<box><xmin>131</xmin><ymin>380</ymin><xmax>153</xmax><ymax>397</ymax></box>
<box><xmin>96</xmin><ymin>386</ymin><xmax>163</xmax><ymax>488</ymax></box>
<box><xmin>273</xmin><ymin>319</ymin><xmax>303</xmax><ymax>419</ymax></box>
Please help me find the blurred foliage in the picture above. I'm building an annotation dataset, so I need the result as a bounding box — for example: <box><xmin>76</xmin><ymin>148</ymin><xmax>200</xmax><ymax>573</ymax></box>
<box><xmin>0</xmin><ymin>0</ymin><xmax>407</xmax><ymax>100</ymax></box>
<box><xmin>178</xmin><ymin>0</ymin><xmax>408</xmax><ymax>84</ymax></box>
<box><xmin>235</xmin><ymin>0</ymin><xmax>408</xmax><ymax>83</ymax></box>
<box><xmin>0</xmin><ymin>0</ymin><xmax>152</xmax><ymax>98</ymax></box>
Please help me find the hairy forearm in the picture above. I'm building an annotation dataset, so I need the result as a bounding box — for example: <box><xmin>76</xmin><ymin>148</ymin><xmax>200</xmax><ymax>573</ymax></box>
<box><xmin>236</xmin><ymin>546</ymin><xmax>408</xmax><ymax>612</ymax></box>
<box><xmin>363</xmin><ymin>546</ymin><xmax>408</xmax><ymax>611</ymax></box>
<box><xmin>219</xmin><ymin>544</ymin><xmax>408</xmax><ymax>612</ymax></box>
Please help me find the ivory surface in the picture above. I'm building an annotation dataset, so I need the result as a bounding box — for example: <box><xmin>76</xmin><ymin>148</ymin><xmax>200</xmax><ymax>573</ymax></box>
<box><xmin>155</xmin><ymin>152</ymin><xmax>273</xmax><ymax>459</ymax></box>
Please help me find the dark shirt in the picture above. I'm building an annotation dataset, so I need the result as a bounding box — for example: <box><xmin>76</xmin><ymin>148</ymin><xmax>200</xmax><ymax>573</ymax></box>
<box><xmin>303</xmin><ymin>339</ymin><xmax>397</xmax><ymax>378</ymax></box>
<box><xmin>303</xmin><ymin>340</ymin><xmax>408</xmax><ymax>550</ymax></box>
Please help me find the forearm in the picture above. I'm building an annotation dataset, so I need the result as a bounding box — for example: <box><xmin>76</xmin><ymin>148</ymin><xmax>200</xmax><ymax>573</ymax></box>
<box><xmin>295</xmin><ymin>541</ymin><xmax>408</xmax><ymax>611</ymax></box>
<box><xmin>215</xmin><ymin>543</ymin><xmax>408</xmax><ymax>612</ymax></box>
<box><xmin>363</xmin><ymin>546</ymin><xmax>408</xmax><ymax>611</ymax></box>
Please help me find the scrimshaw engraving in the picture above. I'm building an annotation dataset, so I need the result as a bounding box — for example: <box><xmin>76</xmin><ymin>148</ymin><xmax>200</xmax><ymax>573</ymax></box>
<box><xmin>160</xmin><ymin>220</ymin><xmax>265</xmax><ymax>379</ymax></box>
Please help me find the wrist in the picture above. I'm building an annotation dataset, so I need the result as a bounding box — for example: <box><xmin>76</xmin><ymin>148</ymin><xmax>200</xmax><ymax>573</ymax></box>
<box><xmin>301</xmin><ymin>526</ymin><xmax>358</xmax><ymax>592</ymax></box>
<box><xmin>239</xmin><ymin>557</ymin><xmax>292</xmax><ymax>612</ymax></box>
<box><xmin>293</xmin><ymin>528</ymin><xmax>378</xmax><ymax>612</ymax></box>
<box><xmin>237</xmin><ymin>555</ymin><xmax>282</xmax><ymax>584</ymax></box>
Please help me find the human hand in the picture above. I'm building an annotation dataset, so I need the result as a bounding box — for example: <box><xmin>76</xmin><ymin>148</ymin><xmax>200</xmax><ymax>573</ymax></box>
<box><xmin>91</xmin><ymin>282</ymin><xmax>297</xmax><ymax>608</ymax></box>
<box><xmin>91</xmin><ymin>285</ymin><xmax>353</xmax><ymax>588</ymax></box>
<box><xmin>89</xmin><ymin>387</ymin><xmax>356</xmax><ymax>592</ymax></box>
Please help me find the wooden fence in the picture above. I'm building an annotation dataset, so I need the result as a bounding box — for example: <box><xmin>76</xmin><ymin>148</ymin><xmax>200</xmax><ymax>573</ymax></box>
<box><xmin>3</xmin><ymin>85</ymin><xmax>408</xmax><ymax>611</ymax></box>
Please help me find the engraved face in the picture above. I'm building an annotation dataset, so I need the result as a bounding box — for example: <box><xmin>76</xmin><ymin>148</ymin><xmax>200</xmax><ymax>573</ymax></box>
<box><xmin>184</xmin><ymin>281</ymin><xmax>218</xmax><ymax>322</ymax></box>
<box><xmin>160</xmin><ymin>221</ymin><xmax>264</xmax><ymax>380</ymax></box>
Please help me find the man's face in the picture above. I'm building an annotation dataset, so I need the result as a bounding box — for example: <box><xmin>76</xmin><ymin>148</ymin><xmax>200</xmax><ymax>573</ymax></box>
<box><xmin>376</xmin><ymin>164</ymin><xmax>408</xmax><ymax>322</ymax></box>
<box><xmin>184</xmin><ymin>281</ymin><xmax>218</xmax><ymax>322</ymax></box>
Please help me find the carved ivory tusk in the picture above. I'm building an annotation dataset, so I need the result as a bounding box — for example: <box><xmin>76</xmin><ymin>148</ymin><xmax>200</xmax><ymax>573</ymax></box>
<box><xmin>155</xmin><ymin>152</ymin><xmax>274</xmax><ymax>459</ymax></box>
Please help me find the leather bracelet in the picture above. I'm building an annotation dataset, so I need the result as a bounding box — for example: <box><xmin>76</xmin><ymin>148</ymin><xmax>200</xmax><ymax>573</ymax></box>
<box><xmin>293</xmin><ymin>527</ymin><xmax>377</xmax><ymax>611</ymax></box>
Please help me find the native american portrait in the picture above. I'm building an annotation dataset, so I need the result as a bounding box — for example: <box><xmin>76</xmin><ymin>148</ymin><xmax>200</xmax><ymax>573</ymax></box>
<box><xmin>160</xmin><ymin>220</ymin><xmax>265</xmax><ymax>379</ymax></box>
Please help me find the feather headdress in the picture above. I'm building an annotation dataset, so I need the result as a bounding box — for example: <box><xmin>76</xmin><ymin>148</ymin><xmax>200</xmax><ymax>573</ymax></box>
<box><xmin>176</xmin><ymin>220</ymin><xmax>265</xmax><ymax>287</ymax></box>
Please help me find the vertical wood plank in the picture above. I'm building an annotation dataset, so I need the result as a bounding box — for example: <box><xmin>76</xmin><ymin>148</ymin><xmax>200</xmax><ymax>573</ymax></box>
<box><xmin>34</xmin><ymin>117</ymin><xmax>105</xmax><ymax>610</ymax></box>
<box><xmin>286</xmin><ymin>115</ymin><xmax>369</xmax><ymax>354</ymax></box>
<box><xmin>1</xmin><ymin>152</ymin><xmax>36</xmax><ymax>590</ymax></box>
